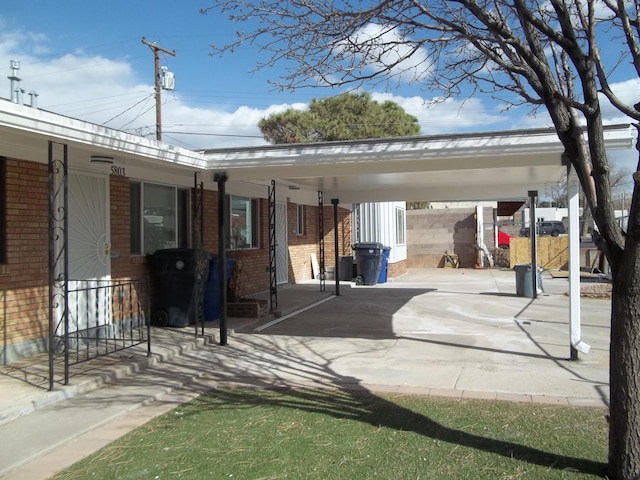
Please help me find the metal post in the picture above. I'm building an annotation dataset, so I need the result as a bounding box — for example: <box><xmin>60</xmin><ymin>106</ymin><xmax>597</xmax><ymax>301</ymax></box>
<box><xmin>528</xmin><ymin>190</ymin><xmax>538</xmax><ymax>299</ymax></box>
<box><xmin>331</xmin><ymin>199</ymin><xmax>340</xmax><ymax>296</ymax></box>
<box><xmin>48</xmin><ymin>142</ymin><xmax>54</xmax><ymax>391</ymax></box>
<box><xmin>214</xmin><ymin>172</ymin><xmax>229</xmax><ymax>346</ymax></box>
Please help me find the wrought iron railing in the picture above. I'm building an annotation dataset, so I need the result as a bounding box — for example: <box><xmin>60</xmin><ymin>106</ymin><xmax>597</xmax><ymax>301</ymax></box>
<box><xmin>51</xmin><ymin>279</ymin><xmax>151</xmax><ymax>384</ymax></box>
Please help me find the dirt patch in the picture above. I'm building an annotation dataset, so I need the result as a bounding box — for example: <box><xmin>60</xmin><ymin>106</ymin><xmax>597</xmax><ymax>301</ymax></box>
<box><xmin>566</xmin><ymin>283</ymin><xmax>612</xmax><ymax>299</ymax></box>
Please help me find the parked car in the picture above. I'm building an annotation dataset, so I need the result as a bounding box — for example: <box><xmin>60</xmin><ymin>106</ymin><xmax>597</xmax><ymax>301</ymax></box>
<box><xmin>497</xmin><ymin>230</ymin><xmax>511</xmax><ymax>249</ymax></box>
<box><xmin>520</xmin><ymin>221</ymin><xmax>566</xmax><ymax>237</ymax></box>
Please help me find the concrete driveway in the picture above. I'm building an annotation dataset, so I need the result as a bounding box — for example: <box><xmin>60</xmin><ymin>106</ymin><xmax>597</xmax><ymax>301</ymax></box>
<box><xmin>0</xmin><ymin>268</ymin><xmax>611</xmax><ymax>480</ymax></box>
<box><xmin>218</xmin><ymin>268</ymin><xmax>610</xmax><ymax>406</ymax></box>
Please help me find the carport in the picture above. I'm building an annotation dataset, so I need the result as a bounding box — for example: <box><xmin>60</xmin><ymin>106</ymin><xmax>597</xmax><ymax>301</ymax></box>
<box><xmin>203</xmin><ymin>124</ymin><xmax>634</xmax><ymax>359</ymax></box>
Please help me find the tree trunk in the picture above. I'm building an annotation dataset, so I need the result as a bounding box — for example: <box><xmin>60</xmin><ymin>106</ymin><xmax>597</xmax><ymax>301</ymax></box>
<box><xmin>608</xmin><ymin>235</ymin><xmax>640</xmax><ymax>479</ymax></box>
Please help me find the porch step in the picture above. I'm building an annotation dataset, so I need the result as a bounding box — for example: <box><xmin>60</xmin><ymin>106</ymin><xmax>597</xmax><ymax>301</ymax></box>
<box><xmin>0</xmin><ymin>327</ymin><xmax>215</xmax><ymax>427</ymax></box>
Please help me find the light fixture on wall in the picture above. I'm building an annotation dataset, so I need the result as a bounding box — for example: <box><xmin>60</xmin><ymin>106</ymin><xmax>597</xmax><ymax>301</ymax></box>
<box><xmin>90</xmin><ymin>155</ymin><xmax>114</xmax><ymax>165</ymax></box>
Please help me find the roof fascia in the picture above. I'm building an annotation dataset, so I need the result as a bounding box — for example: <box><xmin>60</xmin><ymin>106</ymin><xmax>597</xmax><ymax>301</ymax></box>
<box><xmin>0</xmin><ymin>100</ymin><xmax>207</xmax><ymax>168</ymax></box>
<box><xmin>202</xmin><ymin>124</ymin><xmax>634</xmax><ymax>169</ymax></box>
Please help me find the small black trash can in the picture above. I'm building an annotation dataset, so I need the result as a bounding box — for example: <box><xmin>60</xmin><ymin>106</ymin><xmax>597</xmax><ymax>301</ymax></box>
<box><xmin>148</xmin><ymin>248</ymin><xmax>209</xmax><ymax>327</ymax></box>
<box><xmin>353</xmin><ymin>243</ymin><xmax>383</xmax><ymax>285</ymax></box>
<box><xmin>339</xmin><ymin>255</ymin><xmax>354</xmax><ymax>281</ymax></box>
<box><xmin>514</xmin><ymin>263</ymin><xmax>543</xmax><ymax>298</ymax></box>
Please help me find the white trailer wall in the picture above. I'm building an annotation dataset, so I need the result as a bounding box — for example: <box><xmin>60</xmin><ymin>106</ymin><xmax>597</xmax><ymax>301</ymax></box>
<box><xmin>354</xmin><ymin>202</ymin><xmax>408</xmax><ymax>264</ymax></box>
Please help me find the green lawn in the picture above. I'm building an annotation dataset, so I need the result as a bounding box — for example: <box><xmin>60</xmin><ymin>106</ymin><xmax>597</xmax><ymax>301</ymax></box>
<box><xmin>55</xmin><ymin>388</ymin><xmax>608</xmax><ymax>479</ymax></box>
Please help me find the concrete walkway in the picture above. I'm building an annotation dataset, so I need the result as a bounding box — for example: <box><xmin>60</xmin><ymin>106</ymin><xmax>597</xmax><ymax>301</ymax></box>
<box><xmin>0</xmin><ymin>268</ymin><xmax>611</xmax><ymax>479</ymax></box>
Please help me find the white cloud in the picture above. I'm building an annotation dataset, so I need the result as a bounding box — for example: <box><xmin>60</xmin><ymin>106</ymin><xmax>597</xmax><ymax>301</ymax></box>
<box><xmin>0</xmin><ymin>27</ymin><xmax>308</xmax><ymax>150</ymax></box>
<box><xmin>370</xmin><ymin>92</ymin><xmax>505</xmax><ymax>134</ymax></box>
<box><xmin>338</xmin><ymin>23</ymin><xmax>432</xmax><ymax>83</ymax></box>
<box><xmin>161</xmin><ymin>102</ymin><xmax>308</xmax><ymax>149</ymax></box>
<box><xmin>601</xmin><ymin>77</ymin><xmax>640</xmax><ymax>119</ymax></box>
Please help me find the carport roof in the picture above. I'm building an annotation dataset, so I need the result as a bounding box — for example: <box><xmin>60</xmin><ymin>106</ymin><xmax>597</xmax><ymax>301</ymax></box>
<box><xmin>0</xmin><ymin>100</ymin><xmax>634</xmax><ymax>204</ymax></box>
<box><xmin>202</xmin><ymin>124</ymin><xmax>634</xmax><ymax>204</ymax></box>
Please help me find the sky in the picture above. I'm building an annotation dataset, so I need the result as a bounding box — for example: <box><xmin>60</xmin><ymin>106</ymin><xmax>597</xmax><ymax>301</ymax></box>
<box><xmin>0</xmin><ymin>1</ymin><xmax>638</xmax><ymax>174</ymax></box>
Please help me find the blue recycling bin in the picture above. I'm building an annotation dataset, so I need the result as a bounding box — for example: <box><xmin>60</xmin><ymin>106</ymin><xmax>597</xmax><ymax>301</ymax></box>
<box><xmin>377</xmin><ymin>246</ymin><xmax>391</xmax><ymax>283</ymax></box>
<box><xmin>204</xmin><ymin>257</ymin><xmax>236</xmax><ymax>321</ymax></box>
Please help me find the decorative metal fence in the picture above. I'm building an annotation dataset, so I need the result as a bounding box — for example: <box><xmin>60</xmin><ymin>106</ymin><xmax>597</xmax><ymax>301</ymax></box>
<box><xmin>51</xmin><ymin>279</ymin><xmax>151</xmax><ymax>385</ymax></box>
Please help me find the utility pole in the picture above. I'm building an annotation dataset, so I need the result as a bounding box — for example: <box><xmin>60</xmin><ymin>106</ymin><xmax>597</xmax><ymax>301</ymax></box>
<box><xmin>142</xmin><ymin>37</ymin><xmax>175</xmax><ymax>141</ymax></box>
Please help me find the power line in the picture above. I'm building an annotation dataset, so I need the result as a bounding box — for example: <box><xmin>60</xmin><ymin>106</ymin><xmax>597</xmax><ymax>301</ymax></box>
<box><xmin>46</xmin><ymin>91</ymin><xmax>151</xmax><ymax>109</ymax></box>
<box><xmin>162</xmin><ymin>131</ymin><xmax>264</xmax><ymax>138</ymax></box>
<box><xmin>102</xmin><ymin>94</ymin><xmax>155</xmax><ymax>126</ymax></box>
<box><xmin>119</xmin><ymin>103</ymin><xmax>157</xmax><ymax>131</ymax></box>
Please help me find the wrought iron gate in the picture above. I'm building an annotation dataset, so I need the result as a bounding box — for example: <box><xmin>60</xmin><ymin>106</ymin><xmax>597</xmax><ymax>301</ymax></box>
<box><xmin>48</xmin><ymin>141</ymin><xmax>150</xmax><ymax>389</ymax></box>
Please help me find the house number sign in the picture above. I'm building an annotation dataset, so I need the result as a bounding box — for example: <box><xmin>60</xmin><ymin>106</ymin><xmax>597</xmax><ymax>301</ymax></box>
<box><xmin>110</xmin><ymin>165</ymin><xmax>126</xmax><ymax>177</ymax></box>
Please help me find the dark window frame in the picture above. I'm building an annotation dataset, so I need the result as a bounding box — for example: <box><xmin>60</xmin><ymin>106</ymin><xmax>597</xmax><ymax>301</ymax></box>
<box><xmin>129</xmin><ymin>180</ymin><xmax>191</xmax><ymax>255</ymax></box>
<box><xmin>227</xmin><ymin>195</ymin><xmax>260</xmax><ymax>250</ymax></box>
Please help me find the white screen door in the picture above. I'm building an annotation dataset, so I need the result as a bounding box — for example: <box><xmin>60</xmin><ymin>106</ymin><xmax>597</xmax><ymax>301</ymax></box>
<box><xmin>63</xmin><ymin>171</ymin><xmax>112</xmax><ymax>333</ymax></box>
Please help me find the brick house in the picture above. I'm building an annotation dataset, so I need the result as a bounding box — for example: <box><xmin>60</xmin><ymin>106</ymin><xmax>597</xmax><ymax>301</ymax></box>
<box><xmin>0</xmin><ymin>99</ymin><xmax>633</xmax><ymax>367</ymax></box>
<box><xmin>0</xmin><ymin>101</ymin><xmax>355</xmax><ymax>365</ymax></box>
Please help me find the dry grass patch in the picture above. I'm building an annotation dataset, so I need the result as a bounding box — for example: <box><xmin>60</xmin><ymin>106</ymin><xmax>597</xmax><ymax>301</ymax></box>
<box><xmin>55</xmin><ymin>388</ymin><xmax>608</xmax><ymax>480</ymax></box>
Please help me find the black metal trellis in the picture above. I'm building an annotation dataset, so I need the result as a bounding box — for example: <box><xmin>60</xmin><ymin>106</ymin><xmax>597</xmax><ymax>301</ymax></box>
<box><xmin>268</xmin><ymin>180</ymin><xmax>278</xmax><ymax>310</ymax></box>
<box><xmin>192</xmin><ymin>172</ymin><xmax>207</xmax><ymax>338</ymax></box>
<box><xmin>354</xmin><ymin>203</ymin><xmax>361</xmax><ymax>244</ymax></box>
<box><xmin>48</xmin><ymin>141</ymin><xmax>69</xmax><ymax>389</ymax></box>
<box><xmin>318</xmin><ymin>191</ymin><xmax>325</xmax><ymax>293</ymax></box>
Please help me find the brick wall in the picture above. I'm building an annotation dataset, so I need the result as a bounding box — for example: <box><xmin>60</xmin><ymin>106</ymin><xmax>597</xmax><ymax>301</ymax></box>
<box><xmin>387</xmin><ymin>259</ymin><xmax>407</xmax><ymax>278</ymax></box>
<box><xmin>201</xmin><ymin>188</ymin><xmax>219</xmax><ymax>253</ymax></box>
<box><xmin>225</xmin><ymin>201</ymin><xmax>352</xmax><ymax>298</ymax></box>
<box><xmin>0</xmin><ymin>158</ymin><xmax>50</xmax><ymax>363</ymax></box>
<box><xmin>0</xmin><ymin>164</ymin><xmax>354</xmax><ymax>363</ymax></box>
<box><xmin>287</xmin><ymin>203</ymin><xmax>318</xmax><ymax>282</ymax></box>
<box><xmin>320</xmin><ymin>205</ymin><xmax>352</xmax><ymax>262</ymax></box>
<box><xmin>226</xmin><ymin>199</ymin><xmax>270</xmax><ymax>299</ymax></box>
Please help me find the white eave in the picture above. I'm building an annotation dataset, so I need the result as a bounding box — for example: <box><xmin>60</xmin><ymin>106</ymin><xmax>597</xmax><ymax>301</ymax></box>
<box><xmin>202</xmin><ymin>124</ymin><xmax>634</xmax><ymax>203</ymax></box>
<box><xmin>0</xmin><ymin>99</ymin><xmax>207</xmax><ymax>170</ymax></box>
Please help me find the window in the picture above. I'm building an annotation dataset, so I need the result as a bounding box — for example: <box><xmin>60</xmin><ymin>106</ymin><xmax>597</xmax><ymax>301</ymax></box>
<box><xmin>130</xmin><ymin>181</ymin><xmax>190</xmax><ymax>255</ymax></box>
<box><xmin>395</xmin><ymin>207</ymin><xmax>406</xmax><ymax>245</ymax></box>
<box><xmin>228</xmin><ymin>195</ymin><xmax>260</xmax><ymax>249</ymax></box>
<box><xmin>294</xmin><ymin>204</ymin><xmax>305</xmax><ymax>235</ymax></box>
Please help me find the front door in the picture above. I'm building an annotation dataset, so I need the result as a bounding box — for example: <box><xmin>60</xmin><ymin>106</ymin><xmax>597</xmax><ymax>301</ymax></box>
<box><xmin>276</xmin><ymin>202</ymin><xmax>288</xmax><ymax>285</ymax></box>
<box><xmin>65</xmin><ymin>171</ymin><xmax>112</xmax><ymax>333</ymax></box>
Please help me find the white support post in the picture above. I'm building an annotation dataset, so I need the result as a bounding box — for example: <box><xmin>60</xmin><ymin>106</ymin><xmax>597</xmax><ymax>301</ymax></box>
<box><xmin>567</xmin><ymin>163</ymin><xmax>590</xmax><ymax>359</ymax></box>
<box><xmin>476</xmin><ymin>205</ymin><xmax>484</xmax><ymax>267</ymax></box>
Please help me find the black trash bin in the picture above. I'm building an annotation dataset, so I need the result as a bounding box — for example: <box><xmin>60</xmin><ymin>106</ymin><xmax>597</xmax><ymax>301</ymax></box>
<box><xmin>204</xmin><ymin>256</ymin><xmax>236</xmax><ymax>321</ymax></box>
<box><xmin>339</xmin><ymin>255</ymin><xmax>354</xmax><ymax>281</ymax></box>
<box><xmin>514</xmin><ymin>263</ymin><xmax>543</xmax><ymax>298</ymax></box>
<box><xmin>148</xmin><ymin>248</ymin><xmax>209</xmax><ymax>327</ymax></box>
<box><xmin>353</xmin><ymin>243</ymin><xmax>383</xmax><ymax>285</ymax></box>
